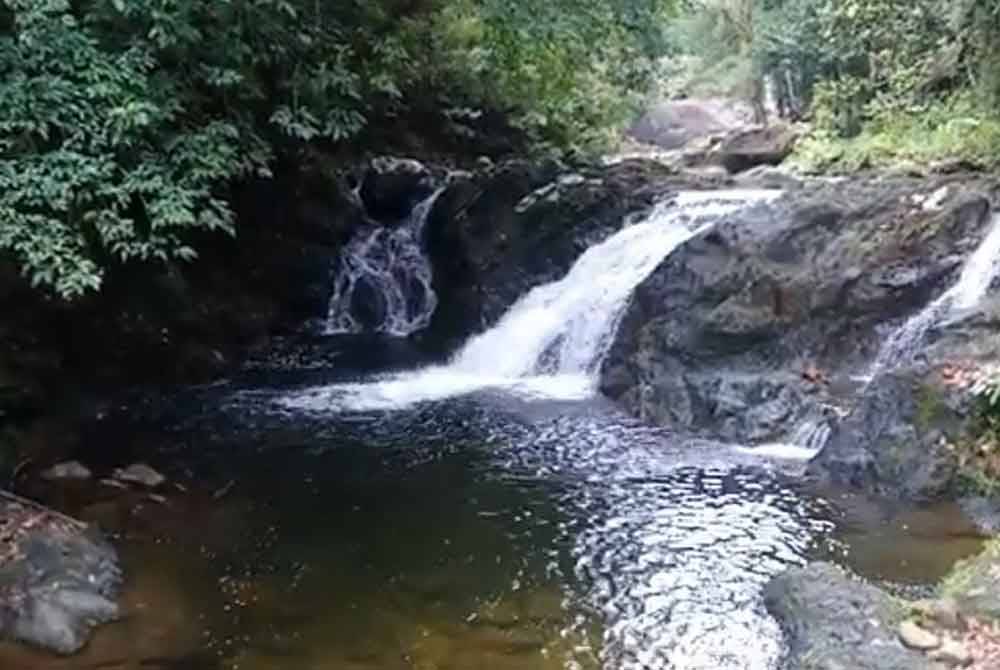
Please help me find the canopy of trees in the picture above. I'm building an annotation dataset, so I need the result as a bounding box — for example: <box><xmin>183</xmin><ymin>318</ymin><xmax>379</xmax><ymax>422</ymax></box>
<box><xmin>0</xmin><ymin>0</ymin><xmax>675</xmax><ymax>298</ymax></box>
<box><xmin>668</xmin><ymin>0</ymin><xmax>1000</xmax><ymax>166</ymax></box>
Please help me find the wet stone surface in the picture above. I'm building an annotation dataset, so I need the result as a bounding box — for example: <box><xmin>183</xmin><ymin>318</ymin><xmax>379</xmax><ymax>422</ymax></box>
<box><xmin>0</xmin><ymin>492</ymin><xmax>121</xmax><ymax>655</ymax></box>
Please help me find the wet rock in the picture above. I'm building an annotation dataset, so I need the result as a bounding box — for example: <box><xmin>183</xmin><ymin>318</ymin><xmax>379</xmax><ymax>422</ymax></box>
<box><xmin>40</xmin><ymin>461</ymin><xmax>91</xmax><ymax>482</ymax></box>
<box><xmin>899</xmin><ymin>620</ymin><xmax>941</xmax><ymax>650</ymax></box>
<box><xmin>427</xmin><ymin>158</ymin><xmax>698</xmax><ymax>347</ymax></box>
<box><xmin>929</xmin><ymin>638</ymin><xmax>973</xmax><ymax>667</ymax></box>
<box><xmin>359</xmin><ymin>156</ymin><xmax>436</xmax><ymax>222</ymax></box>
<box><xmin>601</xmin><ymin>175</ymin><xmax>1000</xmax><ymax>492</ymax></box>
<box><xmin>958</xmin><ymin>496</ymin><xmax>1000</xmax><ymax>534</ymax></box>
<box><xmin>940</xmin><ymin>539</ymin><xmax>1000</xmax><ymax>622</ymax></box>
<box><xmin>765</xmin><ymin>562</ymin><xmax>935</xmax><ymax>670</ymax></box>
<box><xmin>0</xmin><ymin>492</ymin><xmax>121</xmax><ymax>654</ymax></box>
<box><xmin>808</xmin><ymin>373</ymin><xmax>965</xmax><ymax>499</ymax></box>
<box><xmin>113</xmin><ymin>463</ymin><xmax>166</xmax><ymax>488</ymax></box>
<box><xmin>712</xmin><ymin>124</ymin><xmax>800</xmax><ymax>173</ymax></box>
<box><xmin>913</xmin><ymin>598</ymin><xmax>966</xmax><ymax>631</ymax></box>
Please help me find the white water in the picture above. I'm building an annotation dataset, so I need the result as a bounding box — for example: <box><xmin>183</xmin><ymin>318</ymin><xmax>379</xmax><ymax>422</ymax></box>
<box><xmin>285</xmin><ymin>190</ymin><xmax>782</xmax><ymax>413</ymax></box>
<box><xmin>325</xmin><ymin>188</ymin><xmax>444</xmax><ymax>336</ymax></box>
<box><xmin>869</xmin><ymin>213</ymin><xmax>1000</xmax><ymax>377</ymax></box>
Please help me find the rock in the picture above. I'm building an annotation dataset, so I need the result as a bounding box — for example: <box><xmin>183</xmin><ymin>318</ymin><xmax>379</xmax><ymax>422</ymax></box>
<box><xmin>899</xmin><ymin>620</ymin><xmax>941</xmax><ymax>650</ymax></box>
<box><xmin>765</xmin><ymin>562</ymin><xmax>935</xmax><ymax>670</ymax></box>
<box><xmin>712</xmin><ymin>124</ymin><xmax>800</xmax><ymax>173</ymax></box>
<box><xmin>940</xmin><ymin>539</ymin><xmax>1000</xmax><ymax>622</ymax></box>
<box><xmin>628</xmin><ymin>98</ymin><xmax>755</xmax><ymax>150</ymax></box>
<box><xmin>40</xmin><ymin>461</ymin><xmax>92</xmax><ymax>482</ymax></box>
<box><xmin>929</xmin><ymin>639</ymin><xmax>973</xmax><ymax>667</ymax></box>
<box><xmin>359</xmin><ymin>156</ymin><xmax>436</xmax><ymax>222</ymax></box>
<box><xmin>113</xmin><ymin>463</ymin><xmax>166</xmax><ymax>488</ymax></box>
<box><xmin>912</xmin><ymin>598</ymin><xmax>965</xmax><ymax>631</ymax></box>
<box><xmin>808</xmin><ymin>373</ymin><xmax>965</xmax><ymax>499</ymax></box>
<box><xmin>426</xmin><ymin>158</ymin><xmax>700</xmax><ymax>347</ymax></box>
<box><xmin>0</xmin><ymin>492</ymin><xmax>121</xmax><ymax>654</ymax></box>
<box><xmin>600</xmin><ymin>174</ymin><xmax>1000</xmax><ymax>495</ymax></box>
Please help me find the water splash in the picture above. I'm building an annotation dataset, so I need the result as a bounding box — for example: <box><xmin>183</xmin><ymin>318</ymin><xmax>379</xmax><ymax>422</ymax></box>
<box><xmin>869</xmin><ymin>213</ymin><xmax>1000</xmax><ymax>377</ymax></box>
<box><xmin>325</xmin><ymin>188</ymin><xmax>444</xmax><ymax>336</ymax></box>
<box><xmin>284</xmin><ymin>190</ymin><xmax>782</xmax><ymax>412</ymax></box>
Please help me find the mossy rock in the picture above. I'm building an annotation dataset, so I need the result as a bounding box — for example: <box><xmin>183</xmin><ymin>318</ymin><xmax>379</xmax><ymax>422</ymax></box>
<box><xmin>939</xmin><ymin>539</ymin><xmax>1000</xmax><ymax>621</ymax></box>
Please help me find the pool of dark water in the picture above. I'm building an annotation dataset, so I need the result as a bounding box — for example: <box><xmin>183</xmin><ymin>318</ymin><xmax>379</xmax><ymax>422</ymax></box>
<box><xmin>2</xmin><ymin>359</ymin><xmax>986</xmax><ymax>670</ymax></box>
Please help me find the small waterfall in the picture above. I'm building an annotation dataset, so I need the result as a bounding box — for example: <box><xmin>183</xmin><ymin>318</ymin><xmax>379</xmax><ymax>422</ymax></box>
<box><xmin>325</xmin><ymin>188</ymin><xmax>444</xmax><ymax>336</ymax></box>
<box><xmin>283</xmin><ymin>190</ymin><xmax>781</xmax><ymax>412</ymax></box>
<box><xmin>452</xmin><ymin>191</ymin><xmax>778</xmax><ymax>378</ymax></box>
<box><xmin>869</xmin><ymin>213</ymin><xmax>1000</xmax><ymax>377</ymax></box>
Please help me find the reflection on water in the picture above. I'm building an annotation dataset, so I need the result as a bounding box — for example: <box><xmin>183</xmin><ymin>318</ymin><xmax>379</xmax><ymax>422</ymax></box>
<box><xmin>4</xmin><ymin>381</ymin><xmax>986</xmax><ymax>670</ymax></box>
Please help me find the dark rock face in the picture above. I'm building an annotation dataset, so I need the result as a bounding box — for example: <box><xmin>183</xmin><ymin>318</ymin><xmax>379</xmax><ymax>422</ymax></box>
<box><xmin>808</xmin><ymin>372</ymin><xmax>966</xmax><ymax>499</ymax></box>
<box><xmin>425</xmin><ymin>159</ymin><xmax>728</xmax><ymax>348</ymax></box>
<box><xmin>712</xmin><ymin>124</ymin><xmax>800</xmax><ymax>173</ymax></box>
<box><xmin>600</xmin><ymin>176</ymin><xmax>998</xmax><ymax>497</ymax></box>
<box><xmin>0</xmin><ymin>494</ymin><xmax>121</xmax><ymax>654</ymax></box>
<box><xmin>358</xmin><ymin>156</ymin><xmax>437</xmax><ymax>223</ymax></box>
<box><xmin>765</xmin><ymin>562</ymin><xmax>934</xmax><ymax>670</ymax></box>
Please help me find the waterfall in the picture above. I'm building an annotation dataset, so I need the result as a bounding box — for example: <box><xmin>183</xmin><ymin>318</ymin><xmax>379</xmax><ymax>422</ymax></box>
<box><xmin>453</xmin><ymin>191</ymin><xmax>779</xmax><ymax>378</ymax></box>
<box><xmin>283</xmin><ymin>189</ymin><xmax>782</xmax><ymax>412</ymax></box>
<box><xmin>324</xmin><ymin>188</ymin><xmax>444</xmax><ymax>336</ymax></box>
<box><xmin>869</xmin><ymin>213</ymin><xmax>1000</xmax><ymax>377</ymax></box>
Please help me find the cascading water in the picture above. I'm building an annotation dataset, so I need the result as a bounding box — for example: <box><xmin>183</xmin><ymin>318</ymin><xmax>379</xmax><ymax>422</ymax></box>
<box><xmin>869</xmin><ymin>213</ymin><xmax>1000</xmax><ymax>377</ymax></box>
<box><xmin>324</xmin><ymin>188</ymin><xmax>444</xmax><ymax>336</ymax></box>
<box><xmin>284</xmin><ymin>189</ymin><xmax>782</xmax><ymax>412</ymax></box>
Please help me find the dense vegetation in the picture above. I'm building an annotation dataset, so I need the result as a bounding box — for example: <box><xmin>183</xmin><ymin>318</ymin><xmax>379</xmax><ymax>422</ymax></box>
<box><xmin>0</xmin><ymin>0</ymin><xmax>674</xmax><ymax>298</ymax></box>
<box><xmin>667</xmin><ymin>0</ymin><xmax>1000</xmax><ymax>170</ymax></box>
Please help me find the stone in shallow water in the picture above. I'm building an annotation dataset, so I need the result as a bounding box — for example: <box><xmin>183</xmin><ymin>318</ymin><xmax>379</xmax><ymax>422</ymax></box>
<box><xmin>929</xmin><ymin>638</ymin><xmax>973</xmax><ymax>667</ymax></box>
<box><xmin>112</xmin><ymin>463</ymin><xmax>166</xmax><ymax>488</ymax></box>
<box><xmin>0</xmin><ymin>492</ymin><xmax>121</xmax><ymax>655</ymax></box>
<box><xmin>40</xmin><ymin>461</ymin><xmax>92</xmax><ymax>481</ymax></box>
<box><xmin>898</xmin><ymin>619</ymin><xmax>941</xmax><ymax>650</ymax></box>
<box><xmin>765</xmin><ymin>562</ymin><xmax>936</xmax><ymax>670</ymax></box>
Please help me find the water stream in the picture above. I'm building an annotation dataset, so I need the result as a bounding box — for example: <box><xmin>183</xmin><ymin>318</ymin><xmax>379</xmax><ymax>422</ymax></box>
<box><xmin>11</xmin><ymin>189</ymin><xmax>990</xmax><ymax>670</ymax></box>
<box><xmin>325</xmin><ymin>188</ymin><xmax>444</xmax><ymax>336</ymax></box>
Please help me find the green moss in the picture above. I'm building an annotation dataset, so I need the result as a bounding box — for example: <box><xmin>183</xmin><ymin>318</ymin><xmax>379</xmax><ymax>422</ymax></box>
<box><xmin>940</xmin><ymin>539</ymin><xmax>1000</xmax><ymax>602</ymax></box>
<box><xmin>914</xmin><ymin>384</ymin><xmax>949</xmax><ymax>434</ymax></box>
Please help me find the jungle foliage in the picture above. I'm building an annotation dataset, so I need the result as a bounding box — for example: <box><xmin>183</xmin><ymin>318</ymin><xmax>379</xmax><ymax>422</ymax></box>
<box><xmin>667</xmin><ymin>0</ymin><xmax>1000</xmax><ymax>170</ymax></box>
<box><xmin>0</xmin><ymin>0</ymin><xmax>675</xmax><ymax>297</ymax></box>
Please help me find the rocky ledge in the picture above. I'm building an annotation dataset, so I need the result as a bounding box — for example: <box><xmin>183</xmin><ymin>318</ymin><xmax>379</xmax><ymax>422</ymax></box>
<box><xmin>598</xmin><ymin>174</ymin><xmax>1000</xmax><ymax>499</ymax></box>
<box><xmin>0</xmin><ymin>491</ymin><xmax>120</xmax><ymax>654</ymax></box>
<box><xmin>768</xmin><ymin>541</ymin><xmax>1000</xmax><ymax>670</ymax></box>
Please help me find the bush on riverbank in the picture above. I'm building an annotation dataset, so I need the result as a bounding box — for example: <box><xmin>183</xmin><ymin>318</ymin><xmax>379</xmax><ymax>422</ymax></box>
<box><xmin>956</xmin><ymin>375</ymin><xmax>1000</xmax><ymax>496</ymax></box>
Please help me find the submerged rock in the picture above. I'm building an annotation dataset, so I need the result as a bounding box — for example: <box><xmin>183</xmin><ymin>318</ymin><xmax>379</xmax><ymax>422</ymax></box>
<box><xmin>40</xmin><ymin>461</ymin><xmax>92</xmax><ymax>482</ymax></box>
<box><xmin>112</xmin><ymin>463</ymin><xmax>166</xmax><ymax>488</ymax></box>
<box><xmin>0</xmin><ymin>492</ymin><xmax>121</xmax><ymax>654</ymax></box>
<box><xmin>898</xmin><ymin>620</ymin><xmax>941</xmax><ymax>650</ymax></box>
<box><xmin>765</xmin><ymin>562</ymin><xmax>935</xmax><ymax>670</ymax></box>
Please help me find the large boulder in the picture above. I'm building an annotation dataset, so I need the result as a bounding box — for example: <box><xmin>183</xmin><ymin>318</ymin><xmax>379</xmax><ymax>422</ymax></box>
<box><xmin>0</xmin><ymin>492</ymin><xmax>121</xmax><ymax>654</ymax></box>
<box><xmin>628</xmin><ymin>99</ymin><xmax>755</xmax><ymax>150</ymax></box>
<box><xmin>600</xmin><ymin>175</ymin><xmax>998</xmax><ymax>496</ymax></box>
<box><xmin>765</xmin><ymin>562</ymin><xmax>934</xmax><ymax>670</ymax></box>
